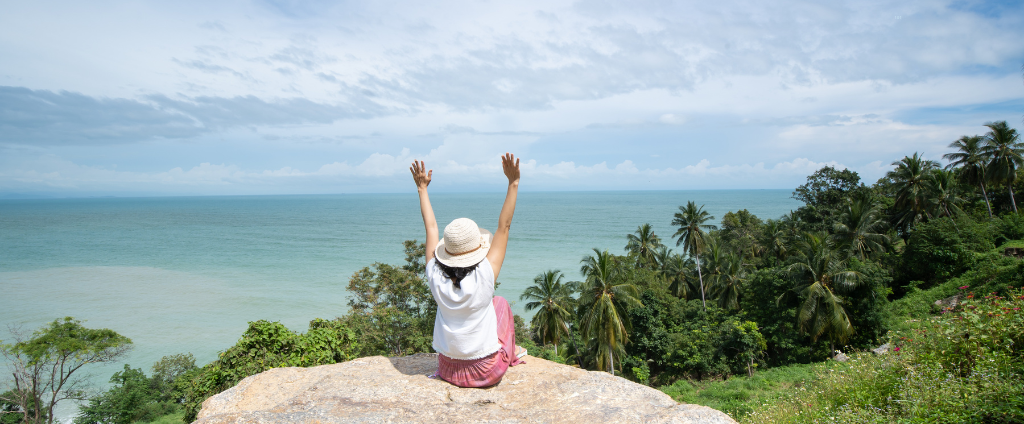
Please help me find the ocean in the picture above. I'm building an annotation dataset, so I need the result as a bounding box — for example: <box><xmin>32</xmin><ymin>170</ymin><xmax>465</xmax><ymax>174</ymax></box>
<box><xmin>0</xmin><ymin>190</ymin><xmax>801</xmax><ymax>397</ymax></box>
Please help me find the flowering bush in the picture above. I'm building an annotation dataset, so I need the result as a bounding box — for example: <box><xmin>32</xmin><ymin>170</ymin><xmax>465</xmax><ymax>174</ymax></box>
<box><xmin>746</xmin><ymin>287</ymin><xmax>1024</xmax><ymax>423</ymax></box>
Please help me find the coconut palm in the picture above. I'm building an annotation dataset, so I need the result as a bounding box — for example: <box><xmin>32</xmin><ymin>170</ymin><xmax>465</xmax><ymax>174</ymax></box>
<box><xmin>710</xmin><ymin>251</ymin><xmax>748</xmax><ymax>310</ymax></box>
<box><xmin>980</xmin><ymin>121</ymin><xmax>1023</xmax><ymax>213</ymax></box>
<box><xmin>888</xmin><ymin>153</ymin><xmax>940</xmax><ymax>235</ymax></box>
<box><xmin>625</xmin><ymin>223</ymin><xmax>664</xmax><ymax>268</ymax></box>
<box><xmin>672</xmin><ymin>201</ymin><xmax>718</xmax><ymax>310</ymax></box>
<box><xmin>660</xmin><ymin>250</ymin><xmax>696</xmax><ymax>299</ymax></box>
<box><xmin>928</xmin><ymin>168</ymin><xmax>965</xmax><ymax>222</ymax></box>
<box><xmin>579</xmin><ymin>249</ymin><xmax>642</xmax><ymax>374</ymax></box>
<box><xmin>783</xmin><ymin>232</ymin><xmax>862</xmax><ymax>350</ymax></box>
<box><xmin>831</xmin><ymin>195</ymin><xmax>890</xmax><ymax>260</ymax></box>
<box><xmin>521</xmin><ymin>270</ymin><xmax>575</xmax><ymax>355</ymax></box>
<box><xmin>761</xmin><ymin>219</ymin><xmax>791</xmax><ymax>264</ymax></box>
<box><xmin>944</xmin><ymin>135</ymin><xmax>992</xmax><ymax>217</ymax></box>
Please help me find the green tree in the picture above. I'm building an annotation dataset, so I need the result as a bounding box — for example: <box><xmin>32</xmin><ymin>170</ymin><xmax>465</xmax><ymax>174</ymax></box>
<box><xmin>151</xmin><ymin>353</ymin><xmax>196</xmax><ymax>404</ymax></box>
<box><xmin>784</xmin><ymin>233</ymin><xmax>862</xmax><ymax>350</ymax></box>
<box><xmin>520</xmin><ymin>270</ymin><xmax>576</xmax><ymax>355</ymax></box>
<box><xmin>579</xmin><ymin>249</ymin><xmax>642</xmax><ymax>374</ymax></box>
<box><xmin>660</xmin><ymin>250</ymin><xmax>696</xmax><ymax>299</ymax></box>
<box><xmin>719</xmin><ymin>209</ymin><xmax>764</xmax><ymax>260</ymax></box>
<box><xmin>672</xmin><ymin>201</ymin><xmax>718</xmax><ymax>310</ymax></box>
<box><xmin>944</xmin><ymin>135</ymin><xmax>993</xmax><ymax>217</ymax></box>
<box><xmin>792</xmin><ymin>166</ymin><xmax>865</xmax><ymax>230</ymax></box>
<box><xmin>0</xmin><ymin>318</ymin><xmax>132</xmax><ymax>424</ymax></box>
<box><xmin>888</xmin><ymin>153</ymin><xmax>940</xmax><ymax>237</ymax></box>
<box><xmin>74</xmin><ymin>365</ymin><xmax>160</xmax><ymax>424</ymax></box>
<box><xmin>625</xmin><ymin>223</ymin><xmax>664</xmax><ymax>268</ymax></box>
<box><xmin>402</xmin><ymin>240</ymin><xmax>427</xmax><ymax>275</ymax></box>
<box><xmin>346</xmin><ymin>262</ymin><xmax>434</xmax><ymax>356</ymax></box>
<box><xmin>709</xmin><ymin>251</ymin><xmax>748</xmax><ymax>311</ymax></box>
<box><xmin>981</xmin><ymin>121</ymin><xmax>1023</xmax><ymax>212</ymax></box>
<box><xmin>831</xmin><ymin>194</ymin><xmax>890</xmax><ymax>260</ymax></box>
<box><xmin>760</xmin><ymin>219</ymin><xmax>792</xmax><ymax>265</ymax></box>
<box><xmin>928</xmin><ymin>168</ymin><xmax>965</xmax><ymax>224</ymax></box>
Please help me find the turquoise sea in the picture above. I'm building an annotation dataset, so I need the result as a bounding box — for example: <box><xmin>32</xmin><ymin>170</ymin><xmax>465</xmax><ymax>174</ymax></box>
<box><xmin>0</xmin><ymin>190</ymin><xmax>800</xmax><ymax>399</ymax></box>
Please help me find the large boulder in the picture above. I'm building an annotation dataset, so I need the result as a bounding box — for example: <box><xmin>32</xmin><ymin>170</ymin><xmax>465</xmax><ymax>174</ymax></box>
<box><xmin>195</xmin><ymin>353</ymin><xmax>736</xmax><ymax>423</ymax></box>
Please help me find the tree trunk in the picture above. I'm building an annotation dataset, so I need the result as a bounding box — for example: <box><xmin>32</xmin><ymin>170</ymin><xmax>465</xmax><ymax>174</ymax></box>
<box><xmin>696</xmin><ymin>252</ymin><xmax>706</xmax><ymax>311</ymax></box>
<box><xmin>609</xmin><ymin>349</ymin><xmax>614</xmax><ymax>375</ymax></box>
<box><xmin>1011</xmin><ymin>185</ymin><xmax>1019</xmax><ymax>213</ymax></box>
<box><xmin>980</xmin><ymin>181</ymin><xmax>993</xmax><ymax>218</ymax></box>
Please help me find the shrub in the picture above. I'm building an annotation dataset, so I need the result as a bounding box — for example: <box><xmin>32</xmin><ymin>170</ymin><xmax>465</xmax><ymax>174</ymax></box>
<box><xmin>746</xmin><ymin>286</ymin><xmax>1024</xmax><ymax>423</ymax></box>
<box><xmin>179</xmin><ymin>319</ymin><xmax>361</xmax><ymax>422</ymax></box>
<box><xmin>899</xmin><ymin>216</ymin><xmax>996</xmax><ymax>290</ymax></box>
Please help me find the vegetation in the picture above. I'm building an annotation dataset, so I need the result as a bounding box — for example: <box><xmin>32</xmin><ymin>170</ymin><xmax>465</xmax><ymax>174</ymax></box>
<box><xmin>0</xmin><ymin>318</ymin><xmax>133</xmax><ymax>424</ymax></box>
<box><xmin>14</xmin><ymin>120</ymin><xmax>1022</xmax><ymax>423</ymax></box>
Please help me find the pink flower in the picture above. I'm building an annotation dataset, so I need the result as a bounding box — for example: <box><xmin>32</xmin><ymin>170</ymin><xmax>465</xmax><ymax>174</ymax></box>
<box><xmin>894</xmin><ymin>347</ymin><xmax>901</xmax><ymax>352</ymax></box>
<box><xmin>959</xmin><ymin>285</ymin><xmax>969</xmax><ymax>290</ymax></box>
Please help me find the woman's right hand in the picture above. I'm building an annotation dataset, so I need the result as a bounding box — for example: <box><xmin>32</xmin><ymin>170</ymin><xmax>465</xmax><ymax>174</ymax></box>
<box><xmin>410</xmin><ymin>160</ymin><xmax>432</xmax><ymax>189</ymax></box>
<box><xmin>501</xmin><ymin>153</ymin><xmax>520</xmax><ymax>184</ymax></box>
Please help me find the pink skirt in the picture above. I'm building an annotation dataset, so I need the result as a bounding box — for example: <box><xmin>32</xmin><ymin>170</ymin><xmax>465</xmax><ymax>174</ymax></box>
<box><xmin>437</xmin><ymin>296</ymin><xmax>524</xmax><ymax>388</ymax></box>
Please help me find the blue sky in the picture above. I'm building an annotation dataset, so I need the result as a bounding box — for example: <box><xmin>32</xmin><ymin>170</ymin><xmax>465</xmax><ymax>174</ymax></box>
<box><xmin>1</xmin><ymin>0</ymin><xmax>1022</xmax><ymax>196</ymax></box>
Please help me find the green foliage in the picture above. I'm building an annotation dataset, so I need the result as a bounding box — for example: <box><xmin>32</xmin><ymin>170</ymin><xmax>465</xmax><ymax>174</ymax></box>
<box><xmin>898</xmin><ymin>214</ymin><xmax>996</xmax><ymax>290</ymax></box>
<box><xmin>520</xmin><ymin>270</ymin><xmax>575</xmax><ymax>353</ymax></box>
<box><xmin>660</xmin><ymin>362</ymin><xmax>817</xmax><ymax>420</ymax></box>
<box><xmin>747</xmin><ymin>287</ymin><xmax>1024</xmax><ymax>423</ymax></box>
<box><xmin>792</xmin><ymin>166</ymin><xmax>866</xmax><ymax>231</ymax></box>
<box><xmin>346</xmin><ymin>262</ymin><xmax>434</xmax><ymax>356</ymax></box>
<box><xmin>179</xmin><ymin>319</ymin><xmax>362</xmax><ymax>422</ymax></box>
<box><xmin>74</xmin><ymin>365</ymin><xmax>168</xmax><ymax>424</ymax></box>
<box><xmin>719</xmin><ymin>210</ymin><xmax>764</xmax><ymax>260</ymax></box>
<box><xmin>0</xmin><ymin>317</ymin><xmax>132</xmax><ymax>424</ymax></box>
<box><xmin>996</xmin><ymin>213</ymin><xmax>1024</xmax><ymax>244</ymax></box>
<box><xmin>150</xmin><ymin>353</ymin><xmax>196</xmax><ymax>404</ymax></box>
<box><xmin>578</xmin><ymin>249</ymin><xmax>642</xmax><ymax>374</ymax></box>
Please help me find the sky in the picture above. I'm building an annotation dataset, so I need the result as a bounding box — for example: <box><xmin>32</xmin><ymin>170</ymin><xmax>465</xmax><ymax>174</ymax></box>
<box><xmin>1</xmin><ymin>0</ymin><xmax>1022</xmax><ymax>197</ymax></box>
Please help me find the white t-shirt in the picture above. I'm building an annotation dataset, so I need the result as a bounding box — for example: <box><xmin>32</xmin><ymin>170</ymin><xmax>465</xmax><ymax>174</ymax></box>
<box><xmin>425</xmin><ymin>258</ymin><xmax>502</xmax><ymax>360</ymax></box>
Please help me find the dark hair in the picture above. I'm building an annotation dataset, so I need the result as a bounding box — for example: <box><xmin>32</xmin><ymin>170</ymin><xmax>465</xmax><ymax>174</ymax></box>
<box><xmin>436</xmin><ymin>261</ymin><xmax>480</xmax><ymax>289</ymax></box>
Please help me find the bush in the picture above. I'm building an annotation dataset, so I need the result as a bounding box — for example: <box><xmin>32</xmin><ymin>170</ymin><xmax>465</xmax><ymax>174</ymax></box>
<box><xmin>660</xmin><ymin>362</ymin><xmax>817</xmax><ymax>420</ymax></box>
<box><xmin>179</xmin><ymin>319</ymin><xmax>362</xmax><ymax>422</ymax></box>
<box><xmin>899</xmin><ymin>216</ymin><xmax>996</xmax><ymax>290</ymax></box>
<box><xmin>746</xmin><ymin>286</ymin><xmax>1024</xmax><ymax>423</ymax></box>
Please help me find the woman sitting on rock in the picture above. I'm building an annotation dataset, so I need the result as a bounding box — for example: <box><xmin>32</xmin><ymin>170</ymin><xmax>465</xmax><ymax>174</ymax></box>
<box><xmin>410</xmin><ymin>153</ymin><xmax>527</xmax><ymax>388</ymax></box>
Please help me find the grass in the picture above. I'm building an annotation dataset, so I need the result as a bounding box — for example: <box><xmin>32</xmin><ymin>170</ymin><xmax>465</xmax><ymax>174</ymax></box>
<box><xmin>658</xmin><ymin>363</ymin><xmax>818</xmax><ymax>420</ymax></box>
<box><xmin>996</xmin><ymin>239</ymin><xmax>1024</xmax><ymax>251</ymax></box>
<box><xmin>142</xmin><ymin>411</ymin><xmax>184</xmax><ymax>424</ymax></box>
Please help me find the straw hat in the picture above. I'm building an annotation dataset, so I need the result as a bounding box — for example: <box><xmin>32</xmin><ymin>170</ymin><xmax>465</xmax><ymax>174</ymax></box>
<box><xmin>435</xmin><ymin>218</ymin><xmax>492</xmax><ymax>268</ymax></box>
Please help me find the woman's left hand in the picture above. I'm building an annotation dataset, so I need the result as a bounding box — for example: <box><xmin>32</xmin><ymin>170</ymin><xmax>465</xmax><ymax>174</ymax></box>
<box><xmin>410</xmin><ymin>160</ymin><xmax>432</xmax><ymax>189</ymax></box>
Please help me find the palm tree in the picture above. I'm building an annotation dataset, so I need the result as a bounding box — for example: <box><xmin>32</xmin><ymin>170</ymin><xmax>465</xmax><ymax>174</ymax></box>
<box><xmin>888</xmin><ymin>153</ymin><xmax>940</xmax><ymax>235</ymax></box>
<box><xmin>579</xmin><ymin>249</ymin><xmax>641</xmax><ymax>374</ymax></box>
<box><xmin>980</xmin><ymin>121</ymin><xmax>1023</xmax><ymax>213</ymax></box>
<box><xmin>672</xmin><ymin>201</ymin><xmax>717</xmax><ymax>310</ymax></box>
<box><xmin>625</xmin><ymin>223</ymin><xmax>664</xmax><ymax>268</ymax></box>
<box><xmin>831</xmin><ymin>195</ymin><xmax>890</xmax><ymax>260</ymax></box>
<box><xmin>521</xmin><ymin>270</ymin><xmax>575</xmax><ymax>355</ymax></box>
<box><xmin>783</xmin><ymin>232</ymin><xmax>862</xmax><ymax>350</ymax></box>
<box><xmin>659</xmin><ymin>250</ymin><xmax>696</xmax><ymax>299</ymax></box>
<box><xmin>761</xmin><ymin>219</ymin><xmax>791</xmax><ymax>264</ymax></box>
<box><xmin>944</xmin><ymin>135</ymin><xmax>992</xmax><ymax>217</ymax></box>
<box><xmin>710</xmin><ymin>251</ymin><xmax>748</xmax><ymax>310</ymax></box>
<box><xmin>928</xmin><ymin>168</ymin><xmax>965</xmax><ymax>223</ymax></box>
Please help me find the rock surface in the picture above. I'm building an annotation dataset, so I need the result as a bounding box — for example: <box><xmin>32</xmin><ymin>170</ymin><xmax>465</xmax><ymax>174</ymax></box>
<box><xmin>195</xmin><ymin>353</ymin><xmax>737</xmax><ymax>423</ymax></box>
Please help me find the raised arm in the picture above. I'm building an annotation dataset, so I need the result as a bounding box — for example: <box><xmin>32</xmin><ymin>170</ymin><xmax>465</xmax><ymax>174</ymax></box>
<box><xmin>411</xmin><ymin>160</ymin><xmax>439</xmax><ymax>264</ymax></box>
<box><xmin>487</xmin><ymin>153</ymin><xmax>520</xmax><ymax>279</ymax></box>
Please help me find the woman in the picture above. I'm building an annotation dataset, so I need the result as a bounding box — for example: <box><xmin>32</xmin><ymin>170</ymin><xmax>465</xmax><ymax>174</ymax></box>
<box><xmin>410</xmin><ymin>152</ymin><xmax>526</xmax><ymax>388</ymax></box>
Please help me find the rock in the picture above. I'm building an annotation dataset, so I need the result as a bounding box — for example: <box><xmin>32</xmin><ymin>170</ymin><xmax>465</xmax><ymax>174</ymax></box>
<box><xmin>1004</xmin><ymin>247</ymin><xmax>1024</xmax><ymax>259</ymax></box>
<box><xmin>934</xmin><ymin>294</ymin><xmax>962</xmax><ymax>312</ymax></box>
<box><xmin>832</xmin><ymin>351</ymin><xmax>849</xmax><ymax>362</ymax></box>
<box><xmin>872</xmin><ymin>343</ymin><xmax>890</xmax><ymax>355</ymax></box>
<box><xmin>194</xmin><ymin>353</ymin><xmax>737</xmax><ymax>424</ymax></box>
